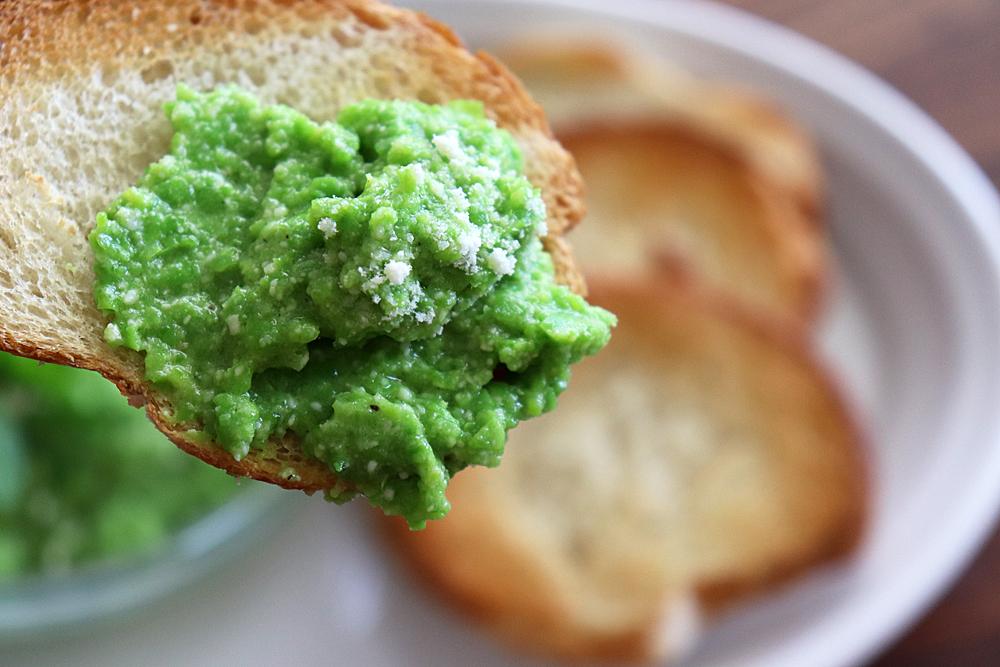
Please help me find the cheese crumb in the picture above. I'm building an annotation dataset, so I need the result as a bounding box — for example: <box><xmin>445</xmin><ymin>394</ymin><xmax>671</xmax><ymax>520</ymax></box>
<box><xmin>317</xmin><ymin>217</ymin><xmax>338</xmax><ymax>237</ymax></box>
<box><xmin>385</xmin><ymin>260</ymin><xmax>411</xmax><ymax>285</ymax></box>
<box><xmin>227</xmin><ymin>314</ymin><xmax>240</xmax><ymax>334</ymax></box>
<box><xmin>432</xmin><ymin>130</ymin><xmax>467</xmax><ymax>163</ymax></box>
<box><xmin>104</xmin><ymin>323</ymin><xmax>123</xmax><ymax>345</ymax></box>
<box><xmin>409</xmin><ymin>163</ymin><xmax>425</xmax><ymax>187</ymax></box>
<box><xmin>429</xmin><ymin>180</ymin><xmax>445</xmax><ymax>199</ymax></box>
<box><xmin>486</xmin><ymin>248</ymin><xmax>516</xmax><ymax>276</ymax></box>
<box><xmin>456</xmin><ymin>229</ymin><xmax>482</xmax><ymax>271</ymax></box>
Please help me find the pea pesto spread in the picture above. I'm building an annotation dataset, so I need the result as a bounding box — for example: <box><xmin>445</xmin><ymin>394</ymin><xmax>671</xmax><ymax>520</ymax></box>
<box><xmin>90</xmin><ymin>85</ymin><xmax>614</xmax><ymax>528</ymax></box>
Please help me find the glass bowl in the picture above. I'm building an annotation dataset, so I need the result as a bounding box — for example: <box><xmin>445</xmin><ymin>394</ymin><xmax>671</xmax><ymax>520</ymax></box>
<box><xmin>0</xmin><ymin>481</ymin><xmax>298</xmax><ymax>640</ymax></box>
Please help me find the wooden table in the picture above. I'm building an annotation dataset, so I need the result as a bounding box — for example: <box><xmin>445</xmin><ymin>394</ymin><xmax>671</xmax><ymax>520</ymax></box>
<box><xmin>714</xmin><ymin>1</ymin><xmax>1000</xmax><ymax>664</ymax></box>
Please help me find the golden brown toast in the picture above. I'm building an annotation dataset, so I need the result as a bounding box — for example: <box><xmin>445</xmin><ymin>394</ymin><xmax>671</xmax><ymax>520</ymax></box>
<box><xmin>0</xmin><ymin>0</ymin><xmax>586</xmax><ymax>491</ymax></box>
<box><xmin>384</xmin><ymin>271</ymin><xmax>867</xmax><ymax>663</ymax></box>
<box><xmin>499</xmin><ymin>37</ymin><xmax>830</xmax><ymax>322</ymax></box>
<box><xmin>561</xmin><ymin>123</ymin><xmax>825</xmax><ymax>322</ymax></box>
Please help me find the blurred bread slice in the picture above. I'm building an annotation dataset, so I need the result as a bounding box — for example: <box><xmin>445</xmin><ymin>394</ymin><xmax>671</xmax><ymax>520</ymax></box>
<box><xmin>497</xmin><ymin>36</ymin><xmax>824</xmax><ymax>215</ymax></box>
<box><xmin>499</xmin><ymin>37</ymin><xmax>830</xmax><ymax>322</ymax></box>
<box><xmin>562</xmin><ymin>123</ymin><xmax>825</xmax><ymax>322</ymax></box>
<box><xmin>384</xmin><ymin>271</ymin><xmax>867</xmax><ymax>663</ymax></box>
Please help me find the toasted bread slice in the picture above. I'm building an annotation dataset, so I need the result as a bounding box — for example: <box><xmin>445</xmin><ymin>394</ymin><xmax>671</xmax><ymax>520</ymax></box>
<box><xmin>0</xmin><ymin>0</ymin><xmax>586</xmax><ymax>491</ymax></box>
<box><xmin>561</xmin><ymin>123</ymin><xmax>825</xmax><ymax>322</ymax></box>
<box><xmin>499</xmin><ymin>37</ymin><xmax>829</xmax><ymax>322</ymax></box>
<box><xmin>384</xmin><ymin>272</ymin><xmax>866</xmax><ymax>663</ymax></box>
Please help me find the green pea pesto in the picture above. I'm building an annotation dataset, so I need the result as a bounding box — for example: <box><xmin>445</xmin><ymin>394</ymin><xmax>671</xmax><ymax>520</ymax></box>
<box><xmin>0</xmin><ymin>352</ymin><xmax>242</xmax><ymax>580</ymax></box>
<box><xmin>90</xmin><ymin>85</ymin><xmax>615</xmax><ymax>528</ymax></box>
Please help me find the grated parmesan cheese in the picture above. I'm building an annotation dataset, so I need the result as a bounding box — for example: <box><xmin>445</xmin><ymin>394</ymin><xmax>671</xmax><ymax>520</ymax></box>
<box><xmin>385</xmin><ymin>260</ymin><xmax>411</xmax><ymax>285</ymax></box>
<box><xmin>456</xmin><ymin>228</ymin><xmax>482</xmax><ymax>271</ymax></box>
<box><xmin>432</xmin><ymin>130</ymin><xmax>467</xmax><ymax>163</ymax></box>
<box><xmin>487</xmin><ymin>248</ymin><xmax>516</xmax><ymax>276</ymax></box>
<box><xmin>317</xmin><ymin>217</ymin><xmax>338</xmax><ymax>237</ymax></box>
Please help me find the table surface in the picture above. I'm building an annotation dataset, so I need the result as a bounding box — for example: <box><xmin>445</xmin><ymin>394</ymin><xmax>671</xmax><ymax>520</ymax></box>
<box><xmin>715</xmin><ymin>1</ymin><xmax>1000</xmax><ymax>665</ymax></box>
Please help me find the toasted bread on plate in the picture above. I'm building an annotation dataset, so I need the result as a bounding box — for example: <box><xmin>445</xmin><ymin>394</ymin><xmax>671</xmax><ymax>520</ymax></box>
<box><xmin>500</xmin><ymin>37</ymin><xmax>830</xmax><ymax>322</ymax></box>
<box><xmin>384</xmin><ymin>271</ymin><xmax>866</xmax><ymax>663</ymax></box>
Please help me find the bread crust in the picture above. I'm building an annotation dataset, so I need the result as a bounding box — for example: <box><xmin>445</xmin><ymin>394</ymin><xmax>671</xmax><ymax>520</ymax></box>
<box><xmin>0</xmin><ymin>0</ymin><xmax>586</xmax><ymax>491</ymax></box>
<box><xmin>0</xmin><ymin>0</ymin><xmax>584</xmax><ymax>233</ymax></box>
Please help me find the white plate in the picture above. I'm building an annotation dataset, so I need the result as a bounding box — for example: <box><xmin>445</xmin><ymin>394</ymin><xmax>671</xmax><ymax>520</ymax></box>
<box><xmin>7</xmin><ymin>1</ymin><xmax>1000</xmax><ymax>666</ymax></box>
<box><xmin>398</xmin><ymin>1</ymin><xmax>1000</xmax><ymax>666</ymax></box>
